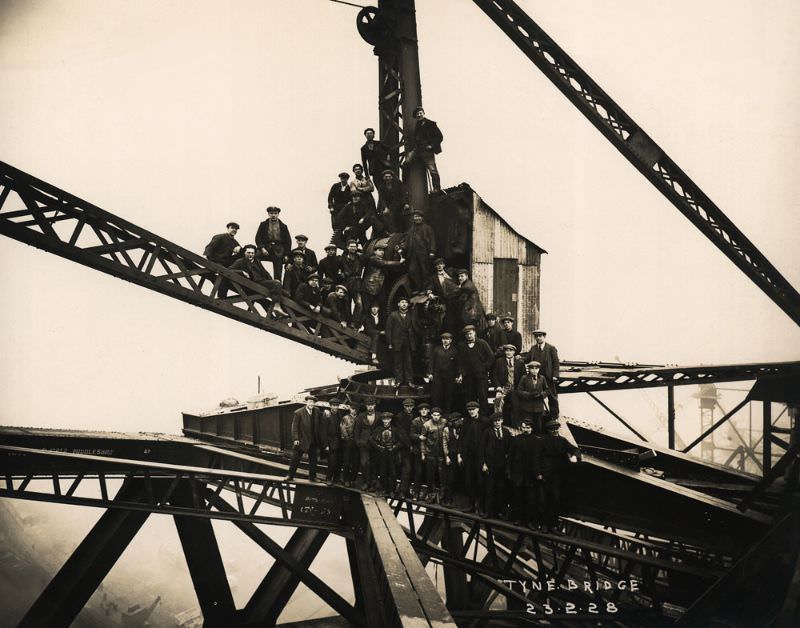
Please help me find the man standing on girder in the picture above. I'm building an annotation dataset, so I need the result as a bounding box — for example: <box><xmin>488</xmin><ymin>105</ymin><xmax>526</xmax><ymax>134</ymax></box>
<box><xmin>255</xmin><ymin>205</ymin><xmax>292</xmax><ymax>282</ymax></box>
<box><xmin>457</xmin><ymin>325</ymin><xmax>495</xmax><ymax>413</ymax></box>
<box><xmin>427</xmin><ymin>331</ymin><xmax>459</xmax><ymax>414</ymax></box>
<box><xmin>386</xmin><ymin>296</ymin><xmax>415</xmax><ymax>388</ymax></box>
<box><xmin>527</xmin><ymin>329</ymin><xmax>561</xmax><ymax>418</ymax></box>
<box><xmin>285</xmin><ymin>395</ymin><xmax>320</xmax><ymax>482</ymax></box>
<box><xmin>515</xmin><ymin>360</ymin><xmax>549</xmax><ymax>434</ymax></box>
<box><xmin>355</xmin><ymin>398</ymin><xmax>380</xmax><ymax>491</ymax></box>
<box><xmin>406</xmin><ymin>107</ymin><xmax>443</xmax><ymax>193</ymax></box>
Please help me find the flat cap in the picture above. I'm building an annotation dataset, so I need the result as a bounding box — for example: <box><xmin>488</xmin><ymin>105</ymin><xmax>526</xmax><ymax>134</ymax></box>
<box><xmin>364</xmin><ymin>397</ymin><xmax>377</xmax><ymax>405</ymax></box>
<box><xmin>501</xmin><ymin>344</ymin><xmax>517</xmax><ymax>352</ymax></box>
<box><xmin>440</xmin><ymin>332</ymin><xmax>454</xmax><ymax>339</ymax></box>
<box><xmin>338</xmin><ymin>172</ymin><xmax>350</xmax><ymax>178</ymax></box>
<box><xmin>430</xmin><ymin>406</ymin><xmax>443</xmax><ymax>414</ymax></box>
<box><xmin>374</xmin><ymin>242</ymin><xmax>387</xmax><ymax>250</ymax></box>
<box><xmin>324</xmin><ymin>243</ymin><xmax>337</xmax><ymax>251</ymax></box>
<box><xmin>500</xmin><ymin>314</ymin><xmax>515</xmax><ymax>322</ymax></box>
<box><xmin>465</xmin><ymin>401</ymin><xmax>480</xmax><ymax>409</ymax></box>
<box><xmin>329</xmin><ymin>397</ymin><xmax>342</xmax><ymax>405</ymax></box>
<box><xmin>455</xmin><ymin>268</ymin><xmax>469</xmax><ymax>276</ymax></box>
<box><xmin>294</xmin><ymin>234</ymin><xmax>308</xmax><ymax>241</ymax></box>
<box><xmin>433</xmin><ymin>257</ymin><xmax>445</xmax><ymax>265</ymax></box>
<box><xmin>526</xmin><ymin>360</ymin><xmax>541</xmax><ymax>368</ymax></box>
<box><xmin>403</xmin><ymin>398</ymin><xmax>415</xmax><ymax>406</ymax></box>
<box><xmin>266</xmin><ymin>206</ymin><xmax>281</xmax><ymax>213</ymax></box>
<box><xmin>490</xmin><ymin>412</ymin><xmax>504</xmax><ymax>421</ymax></box>
<box><xmin>485</xmin><ymin>312</ymin><xmax>497</xmax><ymax>320</ymax></box>
<box><xmin>462</xmin><ymin>324</ymin><xmax>476</xmax><ymax>333</ymax></box>
<box><xmin>346</xmin><ymin>238</ymin><xmax>359</xmax><ymax>245</ymax></box>
<box><xmin>334</xmin><ymin>284</ymin><xmax>348</xmax><ymax>293</ymax></box>
<box><xmin>381</xmin><ymin>411</ymin><xmax>394</xmax><ymax>420</ymax></box>
<box><xmin>381</xmin><ymin>169</ymin><xmax>395</xmax><ymax>176</ymax></box>
<box><xmin>291</xmin><ymin>249</ymin><xmax>306</xmax><ymax>258</ymax></box>
<box><xmin>304</xmin><ymin>394</ymin><xmax>316</xmax><ymax>401</ymax></box>
<box><xmin>226</xmin><ymin>222</ymin><xmax>240</xmax><ymax>229</ymax></box>
<box><xmin>545</xmin><ymin>419</ymin><xmax>560</xmax><ymax>430</ymax></box>
<box><xmin>533</xmin><ymin>329</ymin><xmax>547</xmax><ymax>336</ymax></box>
<box><xmin>396</xmin><ymin>296</ymin><xmax>409</xmax><ymax>303</ymax></box>
<box><xmin>306</xmin><ymin>273</ymin><xmax>320</xmax><ymax>281</ymax></box>
<box><xmin>418</xmin><ymin>402</ymin><xmax>431</xmax><ymax>409</ymax></box>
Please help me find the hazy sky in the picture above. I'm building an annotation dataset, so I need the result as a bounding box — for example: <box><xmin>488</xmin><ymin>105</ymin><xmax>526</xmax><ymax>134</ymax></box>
<box><xmin>1</xmin><ymin>0</ymin><xmax>798</xmax><ymax>434</ymax></box>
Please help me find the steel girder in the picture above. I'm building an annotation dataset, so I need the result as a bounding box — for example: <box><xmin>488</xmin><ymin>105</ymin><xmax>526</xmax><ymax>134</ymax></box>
<box><xmin>0</xmin><ymin>161</ymin><xmax>372</xmax><ymax>364</ymax></box>
<box><xmin>470</xmin><ymin>0</ymin><xmax>800</xmax><ymax>328</ymax></box>
<box><xmin>0</xmin><ymin>444</ymin><xmax>355</xmax><ymax>534</ymax></box>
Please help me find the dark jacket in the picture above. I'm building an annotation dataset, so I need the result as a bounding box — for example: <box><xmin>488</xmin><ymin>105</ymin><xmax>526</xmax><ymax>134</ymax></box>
<box><xmin>371</xmin><ymin>424</ymin><xmax>402</xmax><ymax>451</ymax></box>
<box><xmin>528</xmin><ymin>342</ymin><xmax>560</xmax><ymax>382</ymax></box>
<box><xmin>328</xmin><ymin>410</ymin><xmax>356</xmax><ymax>448</ymax></box>
<box><xmin>393</xmin><ymin>411</ymin><xmax>414</xmax><ymax>450</ymax></box>
<box><xmin>361</xmin><ymin>140</ymin><xmax>392</xmax><ymax>181</ymax></box>
<box><xmin>534</xmin><ymin>434</ymin><xmax>580</xmax><ymax>477</ymax></box>
<box><xmin>318</xmin><ymin>255</ymin><xmax>346</xmax><ymax>282</ymax></box>
<box><xmin>327</xmin><ymin>181</ymin><xmax>352</xmax><ymax>212</ymax></box>
<box><xmin>292</xmin><ymin>246</ymin><xmax>318</xmax><ymax>271</ymax></box>
<box><xmin>362</xmin><ymin>310</ymin><xmax>385</xmax><ymax>335</ymax></box>
<box><xmin>502</xmin><ymin>329</ymin><xmax>523</xmax><ymax>355</ymax></box>
<box><xmin>492</xmin><ymin>355</ymin><xmax>527</xmax><ymax>389</ymax></box>
<box><xmin>479</xmin><ymin>426</ymin><xmax>511</xmax><ymax>471</ymax></box>
<box><xmin>412</xmin><ymin>118</ymin><xmax>443</xmax><ymax>154</ymax></box>
<box><xmin>455</xmin><ymin>279</ymin><xmax>486</xmax><ymax>330</ymax></box>
<box><xmin>295</xmin><ymin>282</ymin><xmax>323</xmax><ymax>310</ymax></box>
<box><xmin>386</xmin><ymin>310</ymin><xmax>413</xmax><ymax>349</ymax></box>
<box><xmin>324</xmin><ymin>292</ymin><xmax>350</xmax><ymax>323</ymax></box>
<box><xmin>508</xmin><ymin>433</ymin><xmax>539</xmax><ymax>485</ymax></box>
<box><xmin>284</xmin><ymin>265</ymin><xmax>310</xmax><ymax>299</ymax></box>
<box><xmin>291</xmin><ymin>406</ymin><xmax>318</xmax><ymax>452</ymax></box>
<box><xmin>410</xmin><ymin>416</ymin><xmax>426</xmax><ymax>454</ymax></box>
<box><xmin>457</xmin><ymin>339</ymin><xmax>495</xmax><ymax>375</ymax></box>
<box><xmin>515</xmin><ymin>374</ymin><xmax>549</xmax><ymax>414</ymax></box>
<box><xmin>204</xmin><ymin>233</ymin><xmax>241</xmax><ymax>267</ymax></box>
<box><xmin>354</xmin><ymin>411</ymin><xmax>379</xmax><ymax>448</ymax></box>
<box><xmin>428</xmin><ymin>344</ymin><xmax>459</xmax><ymax>376</ymax></box>
<box><xmin>229</xmin><ymin>257</ymin><xmax>274</xmax><ymax>284</ymax></box>
<box><xmin>255</xmin><ymin>219</ymin><xmax>291</xmax><ymax>258</ymax></box>
<box><xmin>481</xmin><ymin>324</ymin><xmax>505</xmax><ymax>353</ymax></box>
<box><xmin>462</xmin><ymin>414</ymin><xmax>492</xmax><ymax>458</ymax></box>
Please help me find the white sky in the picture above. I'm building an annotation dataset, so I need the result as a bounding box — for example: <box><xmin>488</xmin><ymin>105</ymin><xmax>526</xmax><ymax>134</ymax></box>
<box><xmin>1</xmin><ymin>0</ymin><xmax>799</xmax><ymax>435</ymax></box>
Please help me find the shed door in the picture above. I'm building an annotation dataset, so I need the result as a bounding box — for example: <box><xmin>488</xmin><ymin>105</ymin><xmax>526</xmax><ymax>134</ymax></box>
<box><xmin>493</xmin><ymin>258</ymin><xmax>519</xmax><ymax>318</ymax></box>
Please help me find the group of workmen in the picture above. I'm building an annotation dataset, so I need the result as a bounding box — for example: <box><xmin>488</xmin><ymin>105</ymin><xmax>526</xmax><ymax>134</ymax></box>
<box><xmin>202</xmin><ymin>109</ymin><xmax>447</xmax><ymax>348</ymax></box>
<box><xmin>285</xmin><ymin>393</ymin><xmax>580</xmax><ymax>532</ymax></box>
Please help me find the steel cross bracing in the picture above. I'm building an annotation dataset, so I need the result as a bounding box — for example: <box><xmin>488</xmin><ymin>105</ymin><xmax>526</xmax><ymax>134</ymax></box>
<box><xmin>0</xmin><ymin>161</ymin><xmax>372</xmax><ymax>364</ymax></box>
<box><xmin>471</xmin><ymin>0</ymin><xmax>800</xmax><ymax>327</ymax></box>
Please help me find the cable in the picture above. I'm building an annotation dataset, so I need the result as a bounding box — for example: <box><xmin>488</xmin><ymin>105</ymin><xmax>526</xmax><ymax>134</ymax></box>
<box><xmin>328</xmin><ymin>0</ymin><xmax>368</xmax><ymax>8</ymax></box>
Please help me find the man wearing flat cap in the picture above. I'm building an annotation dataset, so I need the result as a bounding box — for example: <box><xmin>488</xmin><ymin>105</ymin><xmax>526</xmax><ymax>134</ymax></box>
<box><xmin>457</xmin><ymin>324</ymin><xmax>495</xmax><ymax>412</ymax></box>
<box><xmin>454</xmin><ymin>269</ymin><xmax>487</xmax><ymax>331</ymax></box>
<box><xmin>406</xmin><ymin>106</ymin><xmax>443</xmax><ymax>193</ymax></box>
<box><xmin>283</xmin><ymin>251</ymin><xmax>311</xmax><ymax>300</ymax></box>
<box><xmin>534</xmin><ymin>419</ymin><xmax>581</xmax><ymax>533</ymax></box>
<box><xmin>479</xmin><ymin>412</ymin><xmax>511</xmax><ymax>518</ymax></box>
<box><xmin>355</xmin><ymin>398</ymin><xmax>380</xmax><ymax>490</ymax></box>
<box><xmin>255</xmin><ymin>205</ymin><xmax>292</xmax><ymax>282</ymax></box>
<box><xmin>361</xmin><ymin>127</ymin><xmax>393</xmax><ymax>182</ymax></box>
<box><xmin>500</xmin><ymin>313</ymin><xmax>522</xmax><ymax>355</ymax></box>
<box><xmin>394</xmin><ymin>398</ymin><xmax>416</xmax><ymax>497</ymax></box>
<box><xmin>386</xmin><ymin>296</ymin><xmax>415</xmax><ymax>388</ymax></box>
<box><xmin>492</xmin><ymin>344</ymin><xmax>526</xmax><ymax>426</ymax></box>
<box><xmin>528</xmin><ymin>329</ymin><xmax>561</xmax><ymax>418</ymax></box>
<box><xmin>228</xmin><ymin>244</ymin><xmax>288</xmax><ymax>318</ymax></box>
<box><xmin>285</xmin><ymin>395</ymin><xmax>320</xmax><ymax>482</ymax></box>
<box><xmin>362</xmin><ymin>242</ymin><xmax>405</xmax><ymax>315</ymax></box>
<box><xmin>318</xmin><ymin>243</ymin><xmax>345</xmax><ymax>283</ymax></box>
<box><xmin>371</xmin><ymin>412</ymin><xmax>401</xmax><ymax>496</ymax></box>
<box><xmin>328</xmin><ymin>172</ymin><xmax>352</xmax><ymax>233</ymax></box>
<box><xmin>292</xmin><ymin>234</ymin><xmax>318</xmax><ymax>272</ymax></box>
<box><xmin>481</xmin><ymin>312</ymin><xmax>505</xmax><ymax>354</ymax></box>
<box><xmin>515</xmin><ymin>360</ymin><xmax>549</xmax><ymax>435</ymax></box>
<box><xmin>427</xmin><ymin>331</ymin><xmax>460</xmax><ymax>413</ymax></box>
<box><xmin>402</xmin><ymin>210</ymin><xmax>437</xmax><ymax>291</ymax></box>
<box><xmin>324</xmin><ymin>284</ymin><xmax>350</xmax><ymax>328</ymax></box>
<box><xmin>376</xmin><ymin>170</ymin><xmax>410</xmax><ymax>234</ymax></box>
<box><xmin>204</xmin><ymin>222</ymin><xmax>242</xmax><ymax>267</ymax></box>
<box><xmin>341</xmin><ymin>239</ymin><xmax>365</xmax><ymax>325</ymax></box>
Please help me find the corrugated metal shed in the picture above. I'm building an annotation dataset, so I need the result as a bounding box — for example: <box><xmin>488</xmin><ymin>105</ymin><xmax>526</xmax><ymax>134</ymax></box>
<box><xmin>430</xmin><ymin>183</ymin><xmax>545</xmax><ymax>347</ymax></box>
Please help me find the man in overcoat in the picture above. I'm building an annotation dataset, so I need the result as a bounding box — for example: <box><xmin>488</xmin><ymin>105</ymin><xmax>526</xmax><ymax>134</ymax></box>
<box><xmin>285</xmin><ymin>395</ymin><xmax>320</xmax><ymax>482</ymax></box>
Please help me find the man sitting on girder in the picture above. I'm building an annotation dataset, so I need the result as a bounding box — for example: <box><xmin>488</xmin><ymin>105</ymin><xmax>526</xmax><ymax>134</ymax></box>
<box><xmin>376</xmin><ymin>170</ymin><xmax>410</xmax><ymax>233</ymax></box>
<box><xmin>406</xmin><ymin>107</ymin><xmax>443</xmax><ymax>193</ymax></box>
<box><xmin>204</xmin><ymin>221</ymin><xmax>242</xmax><ymax>267</ymax></box>
<box><xmin>228</xmin><ymin>245</ymin><xmax>287</xmax><ymax>318</ymax></box>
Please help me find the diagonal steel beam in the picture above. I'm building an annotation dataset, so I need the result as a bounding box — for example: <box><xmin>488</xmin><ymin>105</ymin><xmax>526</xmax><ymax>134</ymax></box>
<box><xmin>17</xmin><ymin>479</ymin><xmax>159</xmax><ymax>628</ymax></box>
<box><xmin>471</xmin><ymin>0</ymin><xmax>800</xmax><ymax>327</ymax></box>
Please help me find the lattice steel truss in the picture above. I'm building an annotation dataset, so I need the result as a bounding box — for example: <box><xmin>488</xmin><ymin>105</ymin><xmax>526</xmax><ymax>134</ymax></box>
<box><xmin>0</xmin><ymin>161</ymin><xmax>372</xmax><ymax>363</ymax></box>
<box><xmin>471</xmin><ymin>0</ymin><xmax>800</xmax><ymax>327</ymax></box>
